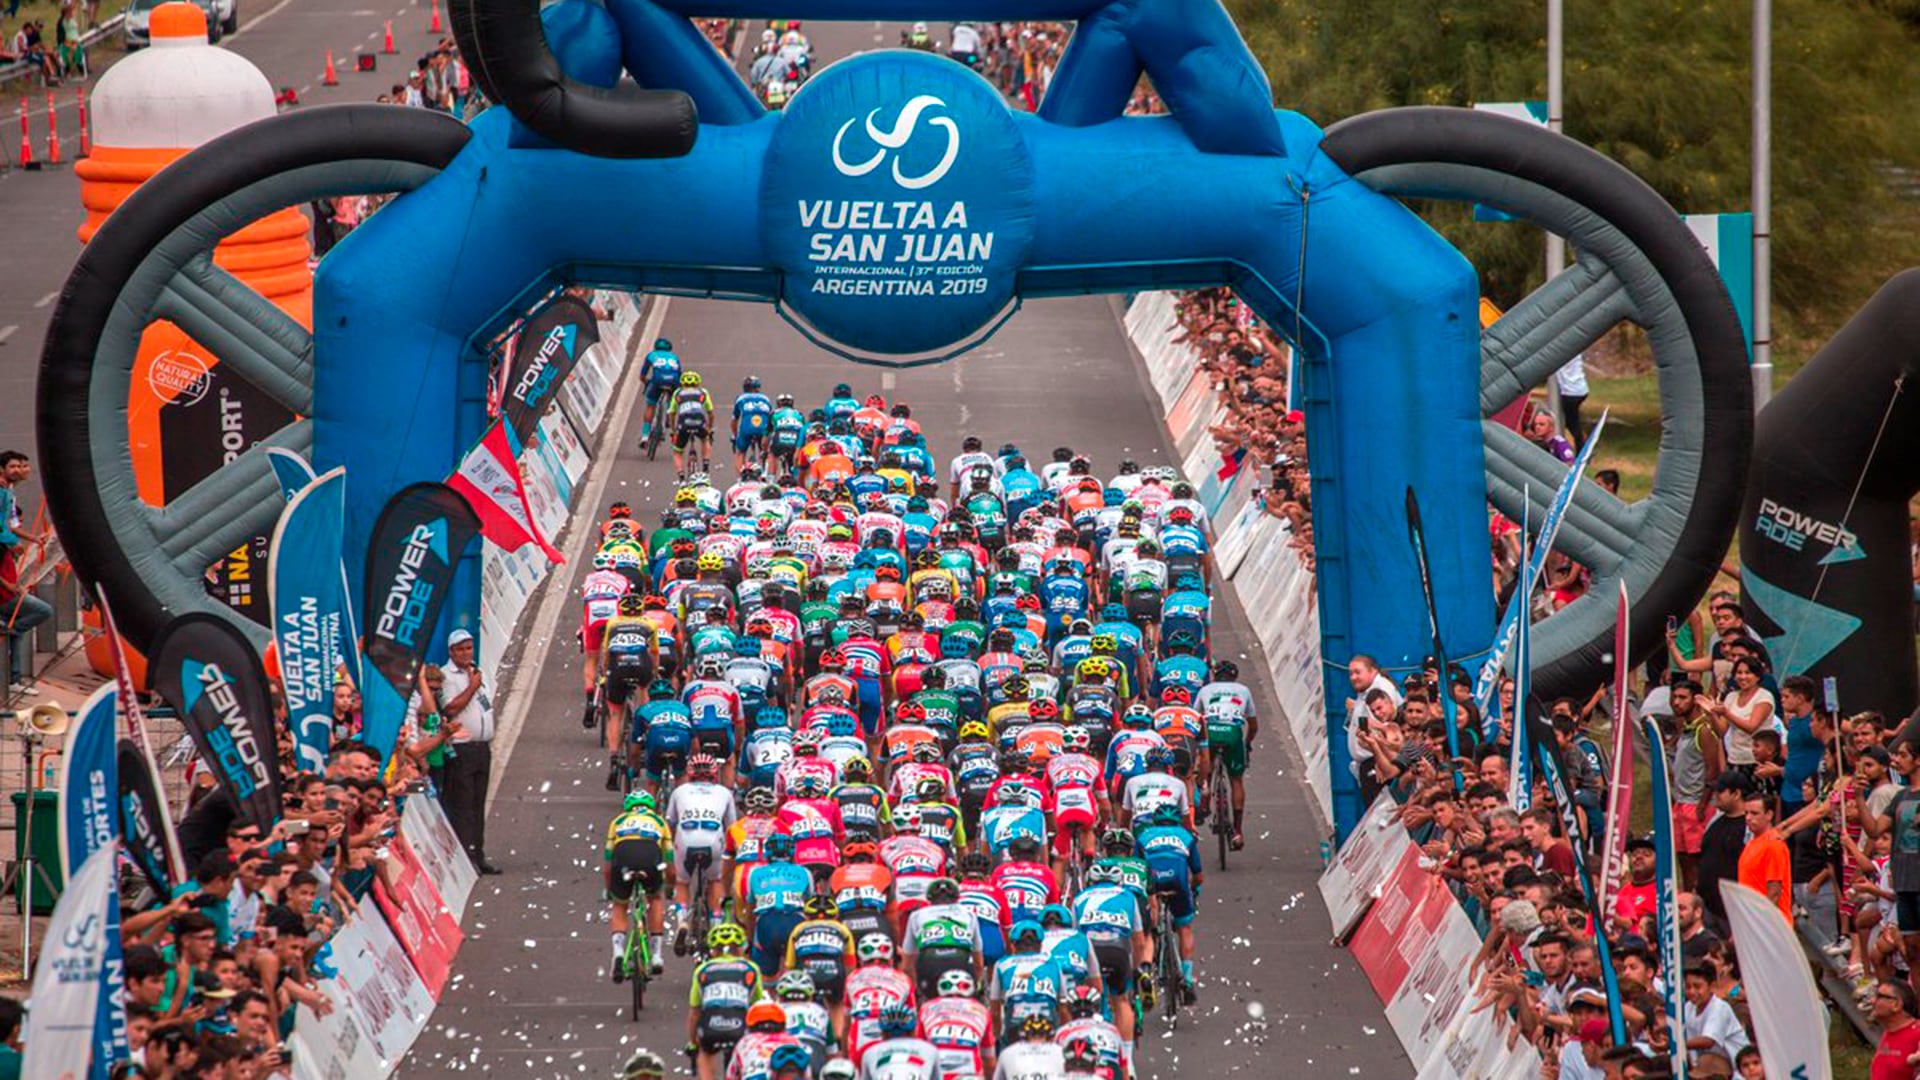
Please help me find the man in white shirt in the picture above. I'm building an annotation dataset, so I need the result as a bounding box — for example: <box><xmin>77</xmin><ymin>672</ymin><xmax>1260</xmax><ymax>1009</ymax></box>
<box><xmin>439</xmin><ymin>628</ymin><xmax>501</xmax><ymax>875</ymax></box>
<box><xmin>1344</xmin><ymin>654</ymin><xmax>1401</xmax><ymax>781</ymax></box>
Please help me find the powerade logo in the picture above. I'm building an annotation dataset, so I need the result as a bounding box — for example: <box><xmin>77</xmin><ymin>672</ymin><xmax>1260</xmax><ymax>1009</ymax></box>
<box><xmin>1753</xmin><ymin>497</ymin><xmax>1863</xmax><ymax>563</ymax></box>
<box><xmin>374</xmin><ymin>519</ymin><xmax>450</xmax><ymax>648</ymax></box>
<box><xmin>511</xmin><ymin>324</ymin><xmax>577</xmax><ymax>409</ymax></box>
<box><xmin>181</xmin><ymin>659</ymin><xmax>264</xmax><ymax>800</ymax></box>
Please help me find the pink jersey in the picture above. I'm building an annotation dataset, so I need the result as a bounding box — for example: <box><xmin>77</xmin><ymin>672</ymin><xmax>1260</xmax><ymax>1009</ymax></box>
<box><xmin>580</xmin><ymin>569</ymin><xmax>629</xmax><ymax>625</ymax></box>
<box><xmin>880</xmin><ymin>835</ymin><xmax>947</xmax><ymax>912</ymax></box>
<box><xmin>776</xmin><ymin>797</ymin><xmax>844</xmax><ymax>865</ymax></box>
<box><xmin>775</xmin><ymin>756</ymin><xmax>841</xmax><ymax>800</ymax></box>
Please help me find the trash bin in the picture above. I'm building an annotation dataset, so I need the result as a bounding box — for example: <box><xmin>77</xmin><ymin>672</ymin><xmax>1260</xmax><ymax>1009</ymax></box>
<box><xmin>10</xmin><ymin>790</ymin><xmax>63</xmax><ymax>914</ymax></box>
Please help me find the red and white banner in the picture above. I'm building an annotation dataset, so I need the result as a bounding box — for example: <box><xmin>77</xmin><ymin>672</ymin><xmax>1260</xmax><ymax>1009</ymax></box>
<box><xmin>1348</xmin><ymin>845</ymin><xmax>1488</xmax><ymax>1068</ymax></box>
<box><xmin>447</xmin><ymin>419</ymin><xmax>563</xmax><ymax>562</ymax></box>
<box><xmin>399</xmin><ymin>793</ymin><xmax>477</xmax><ymax>921</ymax></box>
<box><xmin>1318</xmin><ymin>791</ymin><xmax>1413</xmax><ymax>940</ymax></box>
<box><xmin>373</xmin><ymin>833</ymin><xmax>465</xmax><ymax>999</ymax></box>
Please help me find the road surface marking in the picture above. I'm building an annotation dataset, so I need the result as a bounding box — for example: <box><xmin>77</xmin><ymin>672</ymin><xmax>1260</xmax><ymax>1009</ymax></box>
<box><xmin>228</xmin><ymin>0</ymin><xmax>301</xmax><ymax>41</ymax></box>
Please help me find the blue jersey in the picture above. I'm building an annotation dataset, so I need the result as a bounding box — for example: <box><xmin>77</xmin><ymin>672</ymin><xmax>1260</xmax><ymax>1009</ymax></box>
<box><xmin>1162</xmin><ymin>589</ymin><xmax>1210</xmax><ymax>624</ymax></box>
<box><xmin>746</xmin><ymin>861</ymin><xmax>813</xmax><ymax>917</ymax></box>
<box><xmin>1136</xmin><ymin>824</ymin><xmax>1202</xmax><ymax>888</ymax></box>
<box><xmin>1039</xmin><ymin>576</ymin><xmax>1088</xmax><ymax>619</ymax></box>
<box><xmin>641</xmin><ymin>701</ymin><xmax>693</xmax><ymax>745</ymax></box>
<box><xmin>734</xmin><ymin>392</ymin><xmax>774</xmax><ymax>434</ymax></box>
<box><xmin>1158</xmin><ymin>523</ymin><xmax>1208</xmax><ymax>559</ymax></box>
<box><xmin>992</xmin><ymin>953</ymin><xmax>1065</xmax><ymax>1027</ymax></box>
<box><xmin>1000</xmin><ymin>469</ymin><xmax>1045</xmax><ymax>517</ymax></box>
<box><xmin>901</xmin><ymin>512</ymin><xmax>937</xmax><ymax>553</ymax></box>
<box><xmin>1041</xmin><ymin>928</ymin><xmax>1098</xmax><ymax>987</ymax></box>
<box><xmin>979</xmin><ymin>804</ymin><xmax>1046</xmax><ymax>855</ymax></box>
<box><xmin>1070</xmin><ymin>883</ymin><xmax>1142</xmax><ymax>945</ymax></box>
<box><xmin>894</xmin><ymin>443</ymin><xmax>934</xmax><ymax>477</ymax></box>
<box><xmin>847</xmin><ymin>471</ymin><xmax>887</xmax><ymax>500</ymax></box>
<box><xmin>1152</xmin><ymin>656</ymin><xmax>1210</xmax><ymax>701</ymax></box>
<box><xmin>825</xmin><ymin>395</ymin><xmax>859</xmax><ymax>423</ymax></box>
<box><xmin>643</xmin><ymin>349</ymin><xmax>681</xmax><ymax>389</ymax></box>
<box><xmin>1092</xmin><ymin>620</ymin><xmax>1142</xmax><ymax>666</ymax></box>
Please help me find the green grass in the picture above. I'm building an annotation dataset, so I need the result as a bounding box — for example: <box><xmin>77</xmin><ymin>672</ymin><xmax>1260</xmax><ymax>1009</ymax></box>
<box><xmin>3</xmin><ymin>0</ymin><xmax>126</xmax><ymax>64</ymax></box>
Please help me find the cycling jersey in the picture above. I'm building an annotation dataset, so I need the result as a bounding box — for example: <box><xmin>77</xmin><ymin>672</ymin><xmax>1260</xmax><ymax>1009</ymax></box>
<box><xmin>642</xmin><ymin>349</ymin><xmax>682</xmax><ymax>394</ymax></box>
<box><xmin>1055</xmin><ymin>1017</ymin><xmax>1129</xmax><ymax>1080</ymax></box>
<box><xmin>674</xmin><ymin>386</ymin><xmax>715</xmax><ymax>431</ymax></box>
<box><xmin>845</xmin><ymin>966</ymin><xmax>915</xmax><ymax>1059</ymax></box>
<box><xmin>640</xmin><ymin>700</ymin><xmax>693</xmax><ymax>769</ymax></box>
<box><xmin>785</xmin><ymin>918</ymin><xmax>854</xmax><ymax>1001</ymax></box>
<box><xmin>989</xmin><ymin>860</ymin><xmax>1057</xmax><ymax>924</ymax></box>
<box><xmin>667</xmin><ymin>781</ymin><xmax>736</xmax><ymax>862</ymax></box>
<box><xmin>879</xmin><ymin>835</ymin><xmax>947</xmax><ymax>912</ymax></box>
<box><xmin>1136</xmin><ymin>822</ymin><xmax>1203</xmax><ymax>926</ymax></box>
<box><xmin>920</xmin><ymin>995</ymin><xmax>993</xmax><ymax>1080</ymax></box>
<box><xmin>833</xmin><ymin>781</ymin><xmax>890</xmax><ymax>844</ymax></box>
<box><xmin>734</xmin><ymin>392</ymin><xmax>773</xmax><ymax>446</ymax></box>
<box><xmin>1198</xmin><ymin>679</ymin><xmax>1257</xmax><ymax>778</ymax></box>
<box><xmin>990</xmin><ymin>953</ymin><xmax>1065</xmax><ymax>1032</ymax></box>
<box><xmin>994</xmin><ymin>1042</ymin><xmax>1066</xmax><ymax>1080</ymax></box>
<box><xmin>859</xmin><ymin>1037</ymin><xmax>941</xmax><ymax>1080</ymax></box>
<box><xmin>690</xmin><ymin>955</ymin><xmax>763</xmax><ymax>1049</ymax></box>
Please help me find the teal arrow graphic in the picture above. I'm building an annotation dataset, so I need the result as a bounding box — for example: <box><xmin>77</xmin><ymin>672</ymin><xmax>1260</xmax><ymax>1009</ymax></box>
<box><xmin>1739</xmin><ymin>566</ymin><xmax>1863</xmax><ymax>675</ymax></box>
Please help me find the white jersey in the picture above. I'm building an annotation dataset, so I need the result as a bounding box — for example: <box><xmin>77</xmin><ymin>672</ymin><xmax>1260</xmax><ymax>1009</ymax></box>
<box><xmin>1122</xmin><ymin>771</ymin><xmax>1188</xmax><ymax>822</ymax></box>
<box><xmin>993</xmin><ymin>1042</ymin><xmax>1066</xmax><ymax>1080</ymax></box>
<box><xmin>949</xmin><ymin>451</ymin><xmax>995</xmax><ymax>488</ymax></box>
<box><xmin>666</xmin><ymin>781</ymin><xmax>737</xmax><ymax>852</ymax></box>
<box><xmin>861</xmin><ymin>1037</ymin><xmax>942</xmax><ymax>1080</ymax></box>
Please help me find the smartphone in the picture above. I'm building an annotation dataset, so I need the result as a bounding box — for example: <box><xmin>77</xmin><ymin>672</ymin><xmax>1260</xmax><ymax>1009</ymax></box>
<box><xmin>323</xmin><ymin>796</ymin><xmax>340</xmax><ymax>811</ymax></box>
<box><xmin>283</xmin><ymin>820</ymin><xmax>311</xmax><ymax>838</ymax></box>
<box><xmin>1666</xmin><ymin>615</ymin><xmax>1678</xmax><ymax>635</ymax></box>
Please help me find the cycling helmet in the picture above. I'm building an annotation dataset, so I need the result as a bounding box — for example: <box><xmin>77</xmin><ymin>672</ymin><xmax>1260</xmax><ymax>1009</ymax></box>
<box><xmin>744</xmin><ymin>786</ymin><xmax>778</xmax><ymax>813</ymax></box>
<box><xmin>1121</xmin><ymin>705</ymin><xmax>1154</xmax><ymax>729</ymax></box>
<box><xmin>1028</xmin><ymin>699</ymin><xmax>1060</xmax><ymax>722</ymax></box>
<box><xmin>916</xmin><ymin>777</ymin><xmax>947</xmax><ymax>802</ymax></box>
<box><xmin>1062</xmin><ymin>726</ymin><xmax>1091</xmax><ymax>752</ymax></box>
<box><xmin>910</xmin><ymin>741</ymin><xmax>942</xmax><ymax>764</ymax></box>
<box><xmin>696</xmin><ymin>552</ymin><xmax>725</xmax><ymax>573</ymax></box>
<box><xmin>1019</xmin><ymin>1014</ymin><xmax>1055</xmax><ymax>1040</ymax></box>
<box><xmin>1101</xmin><ymin>603</ymin><xmax>1128</xmax><ymax>622</ymax></box>
<box><xmin>1161</xmin><ymin>685</ymin><xmax>1193</xmax><ymax>706</ymax></box>
<box><xmin>776</xmin><ymin>393</ymin><xmax>795</xmax><ymax>406</ymax></box>
<box><xmin>734</xmin><ymin>633</ymin><xmax>762</xmax><ymax>655</ymax></box>
<box><xmin>622</xmin><ymin>1049</ymin><xmax>667</xmax><ymax>1080</ymax></box>
<box><xmin>819</xmin><ymin>648</ymin><xmax>844</xmax><ymax>670</ymax></box>
<box><xmin>958</xmin><ymin>721</ymin><xmax>991</xmax><ymax>741</ymax></box>
<box><xmin>696</xmin><ymin>656</ymin><xmax>726</xmax><ymax>679</ymax></box>
<box><xmin>680</xmin><ymin>371</ymin><xmax>702</xmax><ymax>387</ymax></box>
<box><xmin>957</xmin><ymin>851</ymin><xmax>993</xmax><ymax>879</ymax></box>
<box><xmin>844</xmin><ymin>841</ymin><xmax>879</xmax><ymax>862</ymax></box>
<box><xmin>707</xmin><ymin>922</ymin><xmax>747</xmax><ymax>951</ymax></box>
<box><xmin>768</xmin><ymin>1045</ymin><xmax>811</xmax><ymax>1076</ymax></box>
<box><xmin>1076</xmin><ymin>658</ymin><xmax>1112</xmax><ymax>682</ymax></box>
<box><xmin>999</xmin><ymin>674</ymin><xmax>1030</xmax><ymax>700</ymax></box>
<box><xmin>821</xmin><ymin>1060</ymin><xmax>856</xmax><ymax>1080</ymax></box>
<box><xmin>791</xmin><ymin>773</ymin><xmax>828</xmax><ymax>798</ymax></box>
<box><xmin>1021</xmin><ymin>652</ymin><xmax>1049</xmax><ymax>674</ymax></box>
<box><xmin>763</xmin><ymin>832</ymin><xmax>796</xmax><ymax>861</ymax></box>
<box><xmin>1174</xmin><ymin>573</ymin><xmax>1205</xmax><ymax>592</ymax></box>
<box><xmin>843</xmin><ymin>756</ymin><xmax>873</xmax><ymax>781</ymax></box>
<box><xmin>675</xmin><ymin>488</ymin><xmax>699</xmax><ymax>506</ymax></box>
<box><xmin>756</xmin><ymin>517</ymin><xmax>781</xmax><ymax>538</ymax></box>
<box><xmin>925</xmin><ymin>876</ymin><xmax>961</xmax><ymax>905</ymax></box>
<box><xmin>752</xmin><ymin>706</ymin><xmax>788</xmax><ymax>732</ymax></box>
<box><xmin>1151</xmin><ymin>803</ymin><xmax>1184</xmax><ymax>825</ymax></box>
<box><xmin>876</xmin><ymin>1003</ymin><xmax>917</xmax><ymax>1037</ymax></box>
<box><xmin>1089</xmin><ymin>634</ymin><xmax>1118</xmax><ymax>655</ymax></box>
<box><xmin>936</xmin><ymin>969</ymin><xmax>977</xmax><ymax>998</ymax></box>
<box><xmin>1015</xmin><ymin>593</ymin><xmax>1041</xmax><ymax>613</ymax></box>
<box><xmin>855</xmin><ymin>934</ymin><xmax>895</xmax><ymax>964</ymax></box>
<box><xmin>618</xmin><ymin>594</ymin><xmax>645</xmax><ymax>616</ymax></box>
<box><xmin>895</xmin><ymin>700</ymin><xmax>926</xmax><ymax>723</ymax></box>
<box><xmin>592</xmin><ymin>552</ymin><xmax>613</xmax><ymax>570</ymax></box>
<box><xmin>655</xmin><ymin>338</ymin><xmax>673</xmax><ymax>351</ymax></box>
<box><xmin>1214</xmin><ymin>660</ymin><xmax>1240</xmax><ymax>681</ymax></box>
<box><xmin>815</xmin><ymin>683</ymin><xmax>847</xmax><ymax>707</ymax></box>
<box><xmin>892</xmin><ymin>805</ymin><xmax>922</xmax><ymax>832</ymax></box>
<box><xmin>793</xmin><ymin>727</ymin><xmax>824</xmax><ymax>752</ymax></box>
<box><xmin>1062</xmin><ymin>1037</ymin><xmax>1099</xmax><ymax>1068</ymax></box>
<box><xmin>1100</xmin><ymin>826</ymin><xmax>1135</xmax><ymax>854</ymax></box>
<box><xmin>802</xmin><ymin>895</ymin><xmax>839</xmax><ymax>920</ymax></box>
<box><xmin>642</xmin><ymin>594</ymin><xmax>669</xmax><ymax>610</ymax></box>
<box><xmin>747</xmin><ymin>1001</ymin><xmax>788</xmax><ymax>1031</ymax></box>
<box><xmin>1040</xmin><ymin>903</ymin><xmax>1073</xmax><ymax>928</ymax></box>
<box><xmin>686</xmin><ymin>753</ymin><xmax>720</xmax><ymax>780</ymax></box>
<box><xmin>648</xmin><ymin>679</ymin><xmax>677</xmax><ymax>701</ymax></box>
<box><xmin>1146</xmin><ymin>746</ymin><xmax>1176</xmax><ymax>770</ymax></box>
<box><xmin>743</xmin><ymin>375</ymin><xmax>763</xmax><ymax>392</ymax></box>
<box><xmin>1067</xmin><ymin>985</ymin><xmax>1103</xmax><ymax>1018</ymax></box>
<box><xmin>1165</xmin><ymin>629</ymin><xmax>1201</xmax><ymax>654</ymax></box>
<box><xmin>622</xmin><ymin>791</ymin><xmax>657</xmax><ymax>814</ymax></box>
<box><xmin>1009</xmin><ymin>919</ymin><xmax>1044</xmax><ymax>948</ymax></box>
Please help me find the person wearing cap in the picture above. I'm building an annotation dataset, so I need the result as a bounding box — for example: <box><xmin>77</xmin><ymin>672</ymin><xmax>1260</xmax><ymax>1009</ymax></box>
<box><xmin>1612</xmin><ymin>837</ymin><xmax>1659</xmax><ymax>933</ymax></box>
<box><xmin>1557</xmin><ymin>1016</ymin><xmax>1611</xmax><ymax>1080</ymax></box>
<box><xmin>439</xmin><ymin>627</ymin><xmax>501</xmax><ymax>875</ymax></box>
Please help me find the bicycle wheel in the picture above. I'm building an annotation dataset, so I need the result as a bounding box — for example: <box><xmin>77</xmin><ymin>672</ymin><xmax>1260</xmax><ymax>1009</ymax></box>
<box><xmin>645</xmin><ymin>419</ymin><xmax>663</xmax><ymax>462</ymax></box>
<box><xmin>1159</xmin><ymin>919</ymin><xmax>1182</xmax><ymax>1029</ymax></box>
<box><xmin>628</xmin><ymin>916</ymin><xmax>649</xmax><ymax>1019</ymax></box>
<box><xmin>1212</xmin><ymin>761</ymin><xmax>1231</xmax><ymax>871</ymax></box>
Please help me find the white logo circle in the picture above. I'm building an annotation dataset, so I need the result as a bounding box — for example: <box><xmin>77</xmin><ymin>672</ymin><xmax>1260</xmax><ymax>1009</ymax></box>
<box><xmin>147</xmin><ymin>349</ymin><xmax>212</xmax><ymax>406</ymax></box>
<box><xmin>831</xmin><ymin>95</ymin><xmax>961</xmax><ymax>190</ymax></box>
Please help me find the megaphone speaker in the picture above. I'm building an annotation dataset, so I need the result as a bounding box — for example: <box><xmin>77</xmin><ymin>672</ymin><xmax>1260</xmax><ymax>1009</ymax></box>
<box><xmin>22</xmin><ymin>703</ymin><xmax>70</xmax><ymax>738</ymax></box>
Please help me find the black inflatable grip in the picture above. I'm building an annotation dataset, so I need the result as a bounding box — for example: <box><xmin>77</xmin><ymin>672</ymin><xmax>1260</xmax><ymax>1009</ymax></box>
<box><xmin>450</xmin><ymin>0</ymin><xmax>698</xmax><ymax>160</ymax></box>
<box><xmin>38</xmin><ymin>106</ymin><xmax>472</xmax><ymax>652</ymax></box>
<box><xmin>1321</xmin><ymin>107</ymin><xmax>1753</xmax><ymax>701</ymax></box>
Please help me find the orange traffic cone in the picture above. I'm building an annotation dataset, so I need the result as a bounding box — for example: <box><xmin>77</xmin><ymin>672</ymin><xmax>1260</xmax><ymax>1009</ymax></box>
<box><xmin>75</xmin><ymin>86</ymin><xmax>89</xmax><ymax>159</ymax></box>
<box><xmin>323</xmin><ymin>50</ymin><xmax>339</xmax><ymax>86</ymax></box>
<box><xmin>429</xmin><ymin>0</ymin><xmax>441</xmax><ymax>33</ymax></box>
<box><xmin>17</xmin><ymin>96</ymin><xmax>37</xmax><ymax>171</ymax></box>
<box><xmin>382</xmin><ymin>21</ymin><xmax>396</xmax><ymax>54</ymax></box>
<box><xmin>44</xmin><ymin>91</ymin><xmax>60</xmax><ymax>166</ymax></box>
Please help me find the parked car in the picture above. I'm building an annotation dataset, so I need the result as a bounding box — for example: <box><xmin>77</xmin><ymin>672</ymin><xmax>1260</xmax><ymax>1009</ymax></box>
<box><xmin>123</xmin><ymin>0</ymin><xmax>231</xmax><ymax>48</ymax></box>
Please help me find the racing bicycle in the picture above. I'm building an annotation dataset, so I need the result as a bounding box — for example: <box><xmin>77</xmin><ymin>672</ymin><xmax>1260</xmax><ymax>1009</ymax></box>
<box><xmin>1151</xmin><ymin>885</ymin><xmax>1187</xmax><ymax>1031</ymax></box>
<box><xmin>1208</xmin><ymin>752</ymin><xmax>1233</xmax><ymax>870</ymax></box>
<box><xmin>674</xmin><ymin>848</ymin><xmax>717</xmax><ymax>964</ymax></box>
<box><xmin>618</xmin><ymin>868</ymin><xmax>656</xmax><ymax>1018</ymax></box>
<box><xmin>643</xmin><ymin>417</ymin><xmax>665</xmax><ymax>462</ymax></box>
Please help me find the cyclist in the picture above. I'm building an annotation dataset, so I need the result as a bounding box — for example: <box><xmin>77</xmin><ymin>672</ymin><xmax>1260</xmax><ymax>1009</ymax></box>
<box><xmin>601</xmin><ymin>594</ymin><xmax>660</xmax><ymax>788</ymax></box>
<box><xmin>845</xmin><ymin>937</ymin><xmax>914</xmax><ymax>1064</ymax></box>
<box><xmin>669</xmin><ymin>754</ymin><xmax>738</xmax><ymax>950</ymax></box>
<box><xmin>1046</xmin><ymin>725</ymin><xmax>1108</xmax><ymax>879</ymax></box>
<box><xmin>1070</xmin><ymin>864</ymin><xmax>1146</xmax><ymax>1042</ymax></box>
<box><xmin>606</xmin><ymin>790</ymin><xmax>671</xmax><ymax>983</ymax></box>
<box><xmin>734</xmin><ymin>376</ymin><xmax>775</xmax><ymax>473</ymax></box>
<box><xmin>640</xmin><ymin>337</ymin><xmax>682</xmax><ymax>443</ymax></box>
<box><xmin>730</xmin><ymin>1001</ymin><xmax>805</xmax><ymax>1080</ymax></box>
<box><xmin>673</xmin><ymin>371</ymin><xmax>717</xmax><ymax>477</ymax></box>
<box><xmin>901</xmin><ymin>877</ymin><xmax>983</xmax><ymax>1001</ymax></box>
<box><xmin>688</xmin><ymin>923</ymin><xmax>763</xmax><ymax>1080</ymax></box>
<box><xmin>990</xmin><ymin>929</ymin><xmax>1065</xmax><ymax>1050</ymax></box>
<box><xmin>640</xmin><ymin>680</ymin><xmax>695</xmax><ymax>797</ymax></box>
<box><xmin>744</xmin><ymin>832</ymin><xmax>815</xmax><ymax>974</ymax></box>
<box><xmin>920</xmin><ymin>968</ymin><xmax>994</xmax><ymax>1080</ymax></box>
<box><xmin>1136</xmin><ymin>805</ymin><xmax>1203</xmax><ymax>1004</ymax></box>
<box><xmin>686</xmin><ymin>656</ymin><xmax>745</xmax><ymax>786</ymax></box>
<box><xmin>1121</xmin><ymin>746</ymin><xmax>1191</xmax><ymax>831</ymax></box>
<box><xmin>1055</xmin><ymin>986</ymin><xmax>1128</xmax><ymax>1080</ymax></box>
<box><xmin>1197</xmin><ymin>660</ymin><xmax>1258</xmax><ymax>850</ymax></box>
<box><xmin>770</xmin><ymin>394</ymin><xmax>809</xmax><ymax>475</ymax></box>
<box><xmin>581</xmin><ymin>552</ymin><xmax>632</xmax><ymax>725</ymax></box>
<box><xmin>771</xmin><ymin>969</ymin><xmax>836</xmax><ymax>1069</ymax></box>
<box><xmin>785</xmin><ymin>897</ymin><xmax>855</xmax><ymax>1023</ymax></box>
<box><xmin>859</xmin><ymin>1002</ymin><xmax>939</xmax><ymax>1080</ymax></box>
<box><xmin>832</xmin><ymin>756</ymin><xmax>891</xmax><ymax>847</ymax></box>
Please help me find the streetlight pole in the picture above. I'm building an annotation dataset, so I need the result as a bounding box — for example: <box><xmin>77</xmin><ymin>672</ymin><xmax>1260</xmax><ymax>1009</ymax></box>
<box><xmin>1545</xmin><ymin>0</ymin><xmax>1565</xmax><ymax>423</ymax></box>
<box><xmin>1752</xmin><ymin>0</ymin><xmax>1773</xmax><ymax>408</ymax></box>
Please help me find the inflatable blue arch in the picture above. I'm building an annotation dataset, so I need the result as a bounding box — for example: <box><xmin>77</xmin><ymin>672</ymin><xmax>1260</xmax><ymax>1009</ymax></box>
<box><xmin>38</xmin><ymin>0</ymin><xmax>1753</xmax><ymax>836</ymax></box>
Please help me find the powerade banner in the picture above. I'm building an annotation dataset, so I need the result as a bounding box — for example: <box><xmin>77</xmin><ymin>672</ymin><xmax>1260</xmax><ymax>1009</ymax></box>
<box><xmin>361</xmin><ymin>482</ymin><xmax>480</xmax><ymax>760</ymax></box>
<box><xmin>57</xmin><ymin>685</ymin><xmax>118</xmax><ymax>881</ymax></box>
<box><xmin>268</xmin><ymin>448</ymin><xmax>364</xmax><ymax>684</ymax></box>
<box><xmin>760</xmin><ymin>52</ymin><xmax>1036</xmax><ymax>357</ymax></box>
<box><xmin>271</xmin><ymin>467</ymin><xmax>351</xmax><ymax>774</ymax></box>
<box><xmin>117</xmin><ymin>738</ymin><xmax>180</xmax><ymax>898</ymax></box>
<box><xmin>501</xmin><ymin>294</ymin><xmax>598</xmax><ymax>445</ymax></box>
<box><xmin>151</xmin><ymin>613</ymin><xmax>284</xmax><ymax>830</ymax></box>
